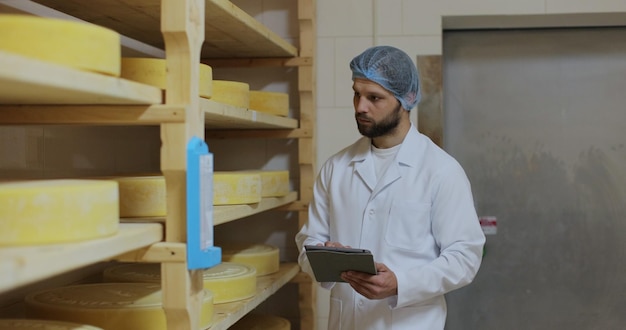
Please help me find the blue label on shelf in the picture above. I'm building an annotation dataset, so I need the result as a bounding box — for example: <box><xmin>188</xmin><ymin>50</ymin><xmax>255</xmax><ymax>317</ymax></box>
<box><xmin>186</xmin><ymin>136</ymin><xmax>221</xmax><ymax>270</ymax></box>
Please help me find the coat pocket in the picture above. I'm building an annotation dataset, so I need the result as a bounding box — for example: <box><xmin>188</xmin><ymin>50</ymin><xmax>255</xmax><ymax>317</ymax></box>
<box><xmin>384</xmin><ymin>201</ymin><xmax>431</xmax><ymax>250</ymax></box>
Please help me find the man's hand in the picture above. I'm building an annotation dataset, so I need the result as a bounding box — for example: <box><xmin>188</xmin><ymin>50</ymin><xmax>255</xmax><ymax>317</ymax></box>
<box><xmin>340</xmin><ymin>262</ymin><xmax>398</xmax><ymax>299</ymax></box>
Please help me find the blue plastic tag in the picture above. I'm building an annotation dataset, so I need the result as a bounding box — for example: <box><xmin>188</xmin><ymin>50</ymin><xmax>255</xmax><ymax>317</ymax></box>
<box><xmin>186</xmin><ymin>136</ymin><xmax>221</xmax><ymax>270</ymax></box>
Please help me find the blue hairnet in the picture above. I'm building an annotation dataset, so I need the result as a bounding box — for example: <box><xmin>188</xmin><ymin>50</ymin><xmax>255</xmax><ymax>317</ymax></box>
<box><xmin>350</xmin><ymin>45</ymin><xmax>421</xmax><ymax>110</ymax></box>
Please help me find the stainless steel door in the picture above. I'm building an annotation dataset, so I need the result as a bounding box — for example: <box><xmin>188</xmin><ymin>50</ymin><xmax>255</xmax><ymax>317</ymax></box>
<box><xmin>442</xmin><ymin>27</ymin><xmax>626</xmax><ymax>330</ymax></box>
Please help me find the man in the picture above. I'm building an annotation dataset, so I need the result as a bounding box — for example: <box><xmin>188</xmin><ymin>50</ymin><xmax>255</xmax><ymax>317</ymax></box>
<box><xmin>295</xmin><ymin>45</ymin><xmax>485</xmax><ymax>329</ymax></box>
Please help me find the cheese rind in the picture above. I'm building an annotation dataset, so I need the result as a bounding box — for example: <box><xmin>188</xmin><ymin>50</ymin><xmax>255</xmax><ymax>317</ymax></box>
<box><xmin>121</xmin><ymin>58</ymin><xmax>213</xmax><ymax>98</ymax></box>
<box><xmin>0</xmin><ymin>180</ymin><xmax>119</xmax><ymax>245</ymax></box>
<box><xmin>103</xmin><ymin>262</ymin><xmax>256</xmax><ymax>304</ymax></box>
<box><xmin>238</xmin><ymin>170</ymin><xmax>290</xmax><ymax>197</ymax></box>
<box><xmin>0</xmin><ymin>14</ymin><xmax>121</xmax><ymax>76</ymax></box>
<box><xmin>212</xmin><ymin>80</ymin><xmax>250</xmax><ymax>108</ymax></box>
<box><xmin>112</xmin><ymin>176</ymin><xmax>166</xmax><ymax>218</ymax></box>
<box><xmin>230</xmin><ymin>314</ymin><xmax>291</xmax><ymax>330</ymax></box>
<box><xmin>203</xmin><ymin>262</ymin><xmax>257</xmax><ymax>303</ymax></box>
<box><xmin>24</xmin><ymin>283</ymin><xmax>213</xmax><ymax>330</ymax></box>
<box><xmin>213</xmin><ymin>172</ymin><xmax>261</xmax><ymax>205</ymax></box>
<box><xmin>249</xmin><ymin>91</ymin><xmax>289</xmax><ymax>117</ymax></box>
<box><xmin>0</xmin><ymin>319</ymin><xmax>103</xmax><ymax>330</ymax></box>
<box><xmin>220</xmin><ymin>243</ymin><xmax>280</xmax><ymax>276</ymax></box>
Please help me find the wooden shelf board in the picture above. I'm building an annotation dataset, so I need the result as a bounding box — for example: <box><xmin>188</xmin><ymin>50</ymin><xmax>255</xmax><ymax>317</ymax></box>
<box><xmin>0</xmin><ymin>104</ymin><xmax>184</xmax><ymax>125</ymax></box>
<box><xmin>29</xmin><ymin>0</ymin><xmax>297</xmax><ymax>58</ymax></box>
<box><xmin>204</xmin><ymin>262</ymin><xmax>300</xmax><ymax>330</ymax></box>
<box><xmin>213</xmin><ymin>191</ymin><xmax>298</xmax><ymax>225</ymax></box>
<box><xmin>0</xmin><ymin>51</ymin><xmax>162</xmax><ymax>105</ymax></box>
<box><xmin>0</xmin><ymin>223</ymin><xmax>163</xmax><ymax>293</ymax></box>
<box><xmin>202</xmin><ymin>99</ymin><xmax>298</xmax><ymax>129</ymax></box>
<box><xmin>119</xmin><ymin>192</ymin><xmax>298</xmax><ymax>226</ymax></box>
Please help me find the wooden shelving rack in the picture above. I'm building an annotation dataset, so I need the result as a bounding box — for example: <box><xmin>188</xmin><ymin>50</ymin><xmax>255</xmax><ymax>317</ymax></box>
<box><xmin>0</xmin><ymin>0</ymin><xmax>317</xmax><ymax>329</ymax></box>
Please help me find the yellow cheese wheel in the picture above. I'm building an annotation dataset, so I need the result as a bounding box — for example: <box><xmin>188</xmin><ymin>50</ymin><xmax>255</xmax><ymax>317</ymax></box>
<box><xmin>0</xmin><ymin>319</ymin><xmax>103</xmax><ymax>330</ymax></box>
<box><xmin>102</xmin><ymin>263</ymin><xmax>162</xmax><ymax>283</ymax></box>
<box><xmin>121</xmin><ymin>58</ymin><xmax>213</xmax><ymax>98</ymax></box>
<box><xmin>220</xmin><ymin>243</ymin><xmax>280</xmax><ymax>276</ymax></box>
<box><xmin>0</xmin><ymin>180</ymin><xmax>119</xmax><ymax>245</ymax></box>
<box><xmin>239</xmin><ymin>170</ymin><xmax>289</xmax><ymax>197</ymax></box>
<box><xmin>24</xmin><ymin>283</ymin><xmax>214</xmax><ymax>330</ymax></box>
<box><xmin>212</xmin><ymin>80</ymin><xmax>250</xmax><ymax>108</ymax></box>
<box><xmin>213</xmin><ymin>171</ymin><xmax>261</xmax><ymax>205</ymax></box>
<box><xmin>203</xmin><ymin>262</ymin><xmax>257</xmax><ymax>303</ymax></box>
<box><xmin>230</xmin><ymin>314</ymin><xmax>291</xmax><ymax>330</ymax></box>
<box><xmin>103</xmin><ymin>262</ymin><xmax>256</xmax><ymax>304</ymax></box>
<box><xmin>0</xmin><ymin>14</ymin><xmax>121</xmax><ymax>76</ymax></box>
<box><xmin>112</xmin><ymin>175</ymin><xmax>166</xmax><ymax>218</ymax></box>
<box><xmin>249</xmin><ymin>91</ymin><xmax>289</xmax><ymax>117</ymax></box>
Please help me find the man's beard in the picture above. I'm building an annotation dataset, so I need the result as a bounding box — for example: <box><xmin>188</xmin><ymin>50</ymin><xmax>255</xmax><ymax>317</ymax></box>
<box><xmin>356</xmin><ymin>103</ymin><xmax>403</xmax><ymax>138</ymax></box>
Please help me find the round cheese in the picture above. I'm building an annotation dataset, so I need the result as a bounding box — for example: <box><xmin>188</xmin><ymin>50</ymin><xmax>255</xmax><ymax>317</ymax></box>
<box><xmin>103</xmin><ymin>262</ymin><xmax>256</xmax><ymax>304</ymax></box>
<box><xmin>212</xmin><ymin>80</ymin><xmax>250</xmax><ymax>108</ymax></box>
<box><xmin>24</xmin><ymin>283</ymin><xmax>214</xmax><ymax>330</ymax></box>
<box><xmin>0</xmin><ymin>180</ymin><xmax>119</xmax><ymax>245</ymax></box>
<box><xmin>213</xmin><ymin>171</ymin><xmax>261</xmax><ymax>205</ymax></box>
<box><xmin>220</xmin><ymin>243</ymin><xmax>280</xmax><ymax>276</ymax></box>
<box><xmin>102</xmin><ymin>262</ymin><xmax>162</xmax><ymax>283</ymax></box>
<box><xmin>249</xmin><ymin>91</ymin><xmax>289</xmax><ymax>117</ymax></box>
<box><xmin>239</xmin><ymin>170</ymin><xmax>289</xmax><ymax>197</ymax></box>
<box><xmin>0</xmin><ymin>14</ymin><xmax>121</xmax><ymax>76</ymax></box>
<box><xmin>0</xmin><ymin>319</ymin><xmax>103</xmax><ymax>330</ymax></box>
<box><xmin>203</xmin><ymin>262</ymin><xmax>257</xmax><ymax>304</ymax></box>
<box><xmin>230</xmin><ymin>314</ymin><xmax>291</xmax><ymax>330</ymax></box>
<box><xmin>112</xmin><ymin>176</ymin><xmax>166</xmax><ymax>218</ymax></box>
<box><xmin>121</xmin><ymin>58</ymin><xmax>213</xmax><ymax>98</ymax></box>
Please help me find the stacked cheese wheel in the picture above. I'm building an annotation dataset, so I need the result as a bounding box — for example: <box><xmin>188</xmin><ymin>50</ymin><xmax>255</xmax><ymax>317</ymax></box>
<box><xmin>249</xmin><ymin>91</ymin><xmax>289</xmax><ymax>117</ymax></box>
<box><xmin>25</xmin><ymin>283</ymin><xmax>214</xmax><ymax>330</ymax></box>
<box><xmin>212</xmin><ymin>80</ymin><xmax>250</xmax><ymax>108</ymax></box>
<box><xmin>220</xmin><ymin>243</ymin><xmax>280</xmax><ymax>276</ymax></box>
<box><xmin>237</xmin><ymin>170</ymin><xmax>290</xmax><ymax>197</ymax></box>
<box><xmin>213</xmin><ymin>171</ymin><xmax>262</xmax><ymax>205</ymax></box>
<box><xmin>230</xmin><ymin>314</ymin><xmax>291</xmax><ymax>330</ymax></box>
<box><xmin>120</xmin><ymin>58</ymin><xmax>214</xmax><ymax>98</ymax></box>
<box><xmin>110</xmin><ymin>175</ymin><xmax>166</xmax><ymax>218</ymax></box>
<box><xmin>104</xmin><ymin>171</ymin><xmax>268</xmax><ymax>218</ymax></box>
<box><xmin>103</xmin><ymin>262</ymin><xmax>256</xmax><ymax>304</ymax></box>
<box><xmin>0</xmin><ymin>180</ymin><xmax>119</xmax><ymax>245</ymax></box>
<box><xmin>0</xmin><ymin>319</ymin><xmax>103</xmax><ymax>330</ymax></box>
<box><xmin>0</xmin><ymin>14</ymin><xmax>121</xmax><ymax>76</ymax></box>
<box><xmin>202</xmin><ymin>262</ymin><xmax>257</xmax><ymax>303</ymax></box>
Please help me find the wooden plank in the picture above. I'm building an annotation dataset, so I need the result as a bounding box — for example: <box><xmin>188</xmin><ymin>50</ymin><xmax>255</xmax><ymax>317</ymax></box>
<box><xmin>0</xmin><ymin>104</ymin><xmax>185</xmax><ymax>125</ymax></box>
<box><xmin>29</xmin><ymin>0</ymin><xmax>297</xmax><ymax>58</ymax></box>
<box><xmin>0</xmin><ymin>223</ymin><xmax>163</xmax><ymax>293</ymax></box>
<box><xmin>204</xmin><ymin>263</ymin><xmax>300</xmax><ymax>330</ymax></box>
<box><xmin>202</xmin><ymin>99</ymin><xmax>298</xmax><ymax>129</ymax></box>
<box><xmin>159</xmin><ymin>0</ymin><xmax>205</xmax><ymax>329</ymax></box>
<box><xmin>121</xmin><ymin>193</ymin><xmax>299</xmax><ymax>226</ymax></box>
<box><xmin>202</xmin><ymin>57</ymin><xmax>312</xmax><ymax>68</ymax></box>
<box><xmin>213</xmin><ymin>192</ymin><xmax>298</xmax><ymax>226</ymax></box>
<box><xmin>204</xmin><ymin>128</ymin><xmax>312</xmax><ymax>139</ymax></box>
<box><xmin>114</xmin><ymin>242</ymin><xmax>187</xmax><ymax>263</ymax></box>
<box><xmin>0</xmin><ymin>51</ymin><xmax>162</xmax><ymax>105</ymax></box>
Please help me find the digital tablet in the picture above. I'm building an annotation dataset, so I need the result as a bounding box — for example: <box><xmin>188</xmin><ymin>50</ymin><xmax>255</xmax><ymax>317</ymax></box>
<box><xmin>304</xmin><ymin>245</ymin><xmax>377</xmax><ymax>282</ymax></box>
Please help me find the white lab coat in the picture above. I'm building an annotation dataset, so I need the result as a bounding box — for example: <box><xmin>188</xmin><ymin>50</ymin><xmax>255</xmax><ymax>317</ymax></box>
<box><xmin>296</xmin><ymin>124</ymin><xmax>485</xmax><ymax>330</ymax></box>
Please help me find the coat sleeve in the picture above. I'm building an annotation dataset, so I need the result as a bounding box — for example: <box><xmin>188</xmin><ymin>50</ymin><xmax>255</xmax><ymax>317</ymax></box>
<box><xmin>394</xmin><ymin>161</ymin><xmax>486</xmax><ymax>308</ymax></box>
<box><xmin>295</xmin><ymin>159</ymin><xmax>332</xmax><ymax>283</ymax></box>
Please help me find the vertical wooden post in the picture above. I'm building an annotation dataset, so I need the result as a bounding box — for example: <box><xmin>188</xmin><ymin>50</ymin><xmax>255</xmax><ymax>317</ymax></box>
<box><xmin>416</xmin><ymin>55</ymin><xmax>443</xmax><ymax>147</ymax></box>
<box><xmin>298</xmin><ymin>1</ymin><xmax>317</xmax><ymax>329</ymax></box>
<box><xmin>160</xmin><ymin>0</ymin><xmax>205</xmax><ymax>329</ymax></box>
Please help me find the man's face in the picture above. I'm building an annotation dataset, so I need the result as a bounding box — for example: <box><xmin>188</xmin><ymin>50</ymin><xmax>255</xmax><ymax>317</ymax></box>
<box><xmin>352</xmin><ymin>78</ymin><xmax>403</xmax><ymax>138</ymax></box>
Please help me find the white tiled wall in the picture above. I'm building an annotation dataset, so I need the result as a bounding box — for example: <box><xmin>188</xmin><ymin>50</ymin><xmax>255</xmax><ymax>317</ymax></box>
<box><xmin>314</xmin><ymin>0</ymin><xmax>626</xmax><ymax>329</ymax></box>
